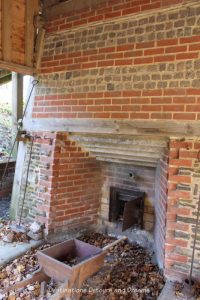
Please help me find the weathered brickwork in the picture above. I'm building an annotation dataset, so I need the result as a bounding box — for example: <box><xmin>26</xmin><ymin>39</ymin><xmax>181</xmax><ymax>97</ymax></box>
<box><xmin>16</xmin><ymin>133</ymin><xmax>56</xmax><ymax>223</ymax></box>
<box><xmin>154</xmin><ymin>151</ymin><xmax>169</xmax><ymax>268</ymax></box>
<box><xmin>0</xmin><ymin>161</ymin><xmax>15</xmax><ymax>198</ymax></box>
<box><xmin>46</xmin><ymin>0</ymin><xmax>185</xmax><ymax>34</ymax></box>
<box><xmin>47</xmin><ymin>132</ymin><xmax>101</xmax><ymax>240</ymax></box>
<box><xmin>99</xmin><ymin>162</ymin><xmax>156</xmax><ymax>231</ymax></box>
<box><xmin>16</xmin><ymin>132</ymin><xmax>101</xmax><ymax>240</ymax></box>
<box><xmin>165</xmin><ymin>138</ymin><xmax>200</xmax><ymax>280</ymax></box>
<box><xmin>33</xmin><ymin>0</ymin><xmax>200</xmax><ymax>121</ymax></box>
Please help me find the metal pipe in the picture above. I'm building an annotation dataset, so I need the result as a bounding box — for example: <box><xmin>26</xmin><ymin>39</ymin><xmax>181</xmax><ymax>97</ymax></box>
<box><xmin>189</xmin><ymin>193</ymin><xmax>200</xmax><ymax>287</ymax></box>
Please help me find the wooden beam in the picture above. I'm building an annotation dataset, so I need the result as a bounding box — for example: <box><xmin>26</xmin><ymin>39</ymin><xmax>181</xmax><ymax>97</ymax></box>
<box><xmin>45</xmin><ymin>0</ymin><xmax>105</xmax><ymax>19</ymax></box>
<box><xmin>2</xmin><ymin>0</ymin><xmax>12</xmax><ymax>62</ymax></box>
<box><xmin>35</xmin><ymin>28</ymin><xmax>46</xmax><ymax>70</ymax></box>
<box><xmin>0</xmin><ymin>60</ymin><xmax>34</xmax><ymax>75</ymax></box>
<box><xmin>25</xmin><ymin>0</ymin><xmax>39</xmax><ymax>67</ymax></box>
<box><xmin>70</xmin><ymin>133</ymin><xmax>168</xmax><ymax>147</ymax></box>
<box><xmin>12</xmin><ymin>72</ymin><xmax>23</xmax><ymax>157</ymax></box>
<box><xmin>73</xmin><ymin>144</ymin><xmax>164</xmax><ymax>156</ymax></box>
<box><xmin>23</xmin><ymin>118</ymin><xmax>200</xmax><ymax>137</ymax></box>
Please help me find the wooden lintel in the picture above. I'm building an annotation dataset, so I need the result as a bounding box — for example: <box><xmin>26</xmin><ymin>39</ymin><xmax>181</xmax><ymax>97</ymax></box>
<box><xmin>2</xmin><ymin>0</ymin><xmax>12</xmax><ymax>62</ymax></box>
<box><xmin>0</xmin><ymin>60</ymin><xmax>34</xmax><ymax>75</ymax></box>
<box><xmin>45</xmin><ymin>0</ymin><xmax>105</xmax><ymax>19</ymax></box>
<box><xmin>23</xmin><ymin>118</ymin><xmax>200</xmax><ymax>138</ymax></box>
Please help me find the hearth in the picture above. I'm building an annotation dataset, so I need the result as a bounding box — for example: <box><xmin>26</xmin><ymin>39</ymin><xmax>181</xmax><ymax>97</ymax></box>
<box><xmin>109</xmin><ymin>187</ymin><xmax>145</xmax><ymax>231</ymax></box>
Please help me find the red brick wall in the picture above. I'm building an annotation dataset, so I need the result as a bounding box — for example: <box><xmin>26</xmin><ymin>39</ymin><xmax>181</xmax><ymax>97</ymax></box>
<box><xmin>46</xmin><ymin>0</ymin><xmax>184</xmax><ymax>34</ymax></box>
<box><xmin>33</xmin><ymin>0</ymin><xmax>200</xmax><ymax>121</ymax></box>
<box><xmin>24</xmin><ymin>132</ymin><xmax>102</xmax><ymax>240</ymax></box>
<box><xmin>164</xmin><ymin>138</ymin><xmax>200</xmax><ymax>281</ymax></box>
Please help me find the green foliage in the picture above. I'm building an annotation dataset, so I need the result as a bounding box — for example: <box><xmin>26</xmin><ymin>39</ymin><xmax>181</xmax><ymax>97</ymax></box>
<box><xmin>0</xmin><ymin>97</ymin><xmax>12</xmax><ymax>158</ymax></box>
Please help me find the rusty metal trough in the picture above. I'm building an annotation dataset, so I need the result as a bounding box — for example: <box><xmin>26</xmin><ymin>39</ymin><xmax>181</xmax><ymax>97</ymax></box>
<box><xmin>1</xmin><ymin>237</ymin><xmax>126</xmax><ymax>299</ymax></box>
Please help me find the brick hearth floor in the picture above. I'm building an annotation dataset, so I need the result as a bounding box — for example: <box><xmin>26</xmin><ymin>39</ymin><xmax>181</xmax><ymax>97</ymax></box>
<box><xmin>0</xmin><ymin>197</ymin><xmax>10</xmax><ymax>219</ymax></box>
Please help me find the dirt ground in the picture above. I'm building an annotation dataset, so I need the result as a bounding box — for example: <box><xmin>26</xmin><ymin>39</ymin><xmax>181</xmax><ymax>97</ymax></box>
<box><xmin>0</xmin><ymin>232</ymin><xmax>165</xmax><ymax>300</ymax></box>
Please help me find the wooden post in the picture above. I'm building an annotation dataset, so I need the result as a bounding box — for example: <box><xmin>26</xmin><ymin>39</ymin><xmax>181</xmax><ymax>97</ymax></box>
<box><xmin>12</xmin><ymin>72</ymin><xmax>23</xmax><ymax>157</ymax></box>
<box><xmin>25</xmin><ymin>0</ymin><xmax>39</xmax><ymax>67</ymax></box>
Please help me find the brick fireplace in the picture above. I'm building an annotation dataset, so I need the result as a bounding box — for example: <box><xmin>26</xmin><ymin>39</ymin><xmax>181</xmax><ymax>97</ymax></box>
<box><xmin>10</xmin><ymin>0</ymin><xmax>200</xmax><ymax>283</ymax></box>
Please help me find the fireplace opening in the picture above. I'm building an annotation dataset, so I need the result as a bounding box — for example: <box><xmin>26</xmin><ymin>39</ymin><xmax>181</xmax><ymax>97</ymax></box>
<box><xmin>109</xmin><ymin>187</ymin><xmax>145</xmax><ymax>231</ymax></box>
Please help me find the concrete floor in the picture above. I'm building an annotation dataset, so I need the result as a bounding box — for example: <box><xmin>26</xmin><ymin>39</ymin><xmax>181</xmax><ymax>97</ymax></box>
<box><xmin>158</xmin><ymin>281</ymin><xmax>196</xmax><ymax>300</ymax></box>
<box><xmin>0</xmin><ymin>239</ymin><xmax>43</xmax><ymax>267</ymax></box>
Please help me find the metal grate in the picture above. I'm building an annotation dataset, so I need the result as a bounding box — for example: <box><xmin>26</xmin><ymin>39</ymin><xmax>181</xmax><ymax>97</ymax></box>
<box><xmin>109</xmin><ymin>187</ymin><xmax>145</xmax><ymax>231</ymax></box>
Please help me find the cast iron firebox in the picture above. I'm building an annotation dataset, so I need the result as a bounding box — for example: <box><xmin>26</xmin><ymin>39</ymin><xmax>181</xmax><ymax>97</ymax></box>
<box><xmin>109</xmin><ymin>187</ymin><xmax>145</xmax><ymax>231</ymax></box>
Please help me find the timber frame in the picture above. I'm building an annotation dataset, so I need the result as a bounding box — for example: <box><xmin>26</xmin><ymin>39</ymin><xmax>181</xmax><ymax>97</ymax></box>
<box><xmin>24</xmin><ymin>118</ymin><xmax>200</xmax><ymax>138</ymax></box>
<box><xmin>0</xmin><ymin>0</ymin><xmax>44</xmax><ymax>75</ymax></box>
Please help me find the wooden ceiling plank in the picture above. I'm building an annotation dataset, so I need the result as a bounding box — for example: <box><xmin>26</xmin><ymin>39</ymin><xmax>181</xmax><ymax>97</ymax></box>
<box><xmin>2</xmin><ymin>0</ymin><xmax>12</xmax><ymax>62</ymax></box>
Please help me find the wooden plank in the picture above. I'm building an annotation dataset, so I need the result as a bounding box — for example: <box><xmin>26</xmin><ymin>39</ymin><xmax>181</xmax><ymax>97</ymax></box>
<box><xmin>2</xmin><ymin>269</ymin><xmax>49</xmax><ymax>294</ymax></box>
<box><xmin>25</xmin><ymin>0</ymin><xmax>39</xmax><ymax>67</ymax></box>
<box><xmin>35</xmin><ymin>28</ymin><xmax>45</xmax><ymax>70</ymax></box>
<box><xmin>0</xmin><ymin>60</ymin><xmax>34</xmax><ymax>75</ymax></box>
<box><xmin>2</xmin><ymin>0</ymin><xmax>12</xmax><ymax>62</ymax></box>
<box><xmin>23</xmin><ymin>118</ymin><xmax>200</xmax><ymax>137</ymax></box>
<box><xmin>11</xmin><ymin>0</ymin><xmax>25</xmax><ymax>65</ymax></box>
